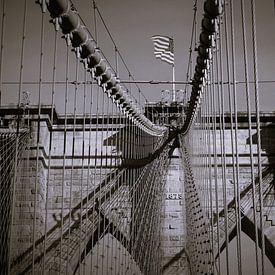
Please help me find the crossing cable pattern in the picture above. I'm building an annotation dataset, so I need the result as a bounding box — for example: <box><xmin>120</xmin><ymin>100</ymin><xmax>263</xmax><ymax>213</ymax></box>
<box><xmin>180</xmin><ymin>0</ymin><xmax>275</xmax><ymax>274</ymax></box>
<box><xmin>180</xmin><ymin>141</ymin><xmax>214</xmax><ymax>274</ymax></box>
<box><xmin>178</xmin><ymin>3</ymin><xmax>225</xmax><ymax>271</ymax></box>
<box><xmin>0</xmin><ymin>130</ymin><xmax>29</xmax><ymax>275</ymax></box>
<box><xmin>0</xmin><ymin>0</ymin><xmax>275</xmax><ymax>274</ymax></box>
<box><xmin>0</xmin><ymin>0</ymin><xmax>171</xmax><ymax>274</ymax></box>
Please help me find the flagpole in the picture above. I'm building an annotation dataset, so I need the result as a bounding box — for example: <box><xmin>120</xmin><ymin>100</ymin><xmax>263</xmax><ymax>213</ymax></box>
<box><xmin>172</xmin><ymin>64</ymin><xmax>175</xmax><ymax>102</ymax></box>
<box><xmin>151</xmin><ymin>35</ymin><xmax>175</xmax><ymax>101</ymax></box>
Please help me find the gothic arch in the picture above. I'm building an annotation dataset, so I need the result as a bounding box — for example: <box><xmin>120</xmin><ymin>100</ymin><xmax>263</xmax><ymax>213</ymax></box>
<box><xmin>217</xmin><ymin>215</ymin><xmax>275</xmax><ymax>268</ymax></box>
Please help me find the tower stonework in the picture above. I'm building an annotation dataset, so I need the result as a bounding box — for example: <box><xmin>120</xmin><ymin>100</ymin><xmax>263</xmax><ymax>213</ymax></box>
<box><xmin>1</xmin><ymin>106</ymin><xmax>275</xmax><ymax>273</ymax></box>
<box><xmin>161</xmin><ymin>148</ymin><xmax>189</xmax><ymax>274</ymax></box>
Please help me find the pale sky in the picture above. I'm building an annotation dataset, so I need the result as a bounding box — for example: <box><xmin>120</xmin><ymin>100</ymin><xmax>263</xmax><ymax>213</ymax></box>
<box><xmin>74</xmin><ymin>0</ymin><xmax>275</xmax><ymax>110</ymax></box>
<box><xmin>1</xmin><ymin>0</ymin><xmax>275</xmax><ymax>112</ymax></box>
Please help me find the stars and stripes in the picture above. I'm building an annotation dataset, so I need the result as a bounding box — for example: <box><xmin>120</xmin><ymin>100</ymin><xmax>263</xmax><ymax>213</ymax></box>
<box><xmin>151</xmin><ymin>35</ymin><xmax>174</xmax><ymax>65</ymax></box>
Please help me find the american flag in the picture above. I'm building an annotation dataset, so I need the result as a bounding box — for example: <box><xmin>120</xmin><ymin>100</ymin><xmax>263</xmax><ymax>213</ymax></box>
<box><xmin>151</xmin><ymin>35</ymin><xmax>174</xmax><ymax>65</ymax></box>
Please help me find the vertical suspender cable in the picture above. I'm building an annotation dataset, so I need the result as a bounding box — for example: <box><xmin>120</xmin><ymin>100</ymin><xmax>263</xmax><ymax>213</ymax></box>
<box><xmin>66</xmin><ymin>55</ymin><xmax>79</xmax><ymax>273</ymax></box>
<box><xmin>8</xmin><ymin>0</ymin><xmax>27</xmax><ymax>273</ymax></box>
<box><xmin>42</xmin><ymin>28</ymin><xmax>58</xmax><ymax>274</ymax></box>
<box><xmin>112</xmin><ymin>93</ymin><xmax>121</xmax><ymax>275</ymax></box>
<box><xmin>101</xmin><ymin>88</ymin><xmax>107</xmax><ymax>275</ymax></box>
<box><xmin>211</xmin><ymin>60</ymin><xmax>220</xmax><ymax>274</ymax></box>
<box><xmin>203</xmin><ymin>84</ymin><xmax>211</xmax><ymax>272</ymax></box>
<box><xmin>81</xmin><ymin>69</ymin><xmax>87</xmax><ymax>272</ymax></box>
<box><xmin>98</xmin><ymin>84</ymin><xmax>106</xmax><ymax>275</ymax></box>
<box><xmin>108</xmin><ymin>90</ymin><xmax>114</xmax><ymax>275</ymax></box>
<box><xmin>206</xmin><ymin>75</ymin><xmax>215</xmax><ymax>269</ymax></box>
<box><xmin>33</xmin><ymin>3</ymin><xmax>45</xmax><ymax>273</ymax></box>
<box><xmin>184</xmin><ymin>0</ymin><xmax>198</xmax><ymax>101</ymax></box>
<box><xmin>250</xmin><ymin>0</ymin><xmax>265</xmax><ymax>273</ymax></box>
<box><xmin>60</xmin><ymin>43</ymin><xmax>70</xmax><ymax>275</ymax></box>
<box><xmin>223</xmin><ymin>6</ymin><xmax>238</xmax><ymax>270</ymax></box>
<box><xmin>72</xmin><ymin>64</ymin><xmax>78</xmax><ymax>273</ymax></box>
<box><xmin>229</xmin><ymin>1</ymin><xmax>243</xmax><ymax>273</ymax></box>
<box><xmin>130</xmin><ymin>115</ymin><xmax>135</xmax><ymax>273</ymax></box>
<box><xmin>99</xmin><ymin>83</ymin><xmax>106</xmax><ymax>275</ymax></box>
<box><xmin>92</xmin><ymin>4</ymin><xmax>100</xmax><ymax>269</ymax></box>
<box><xmin>132</xmin><ymin>117</ymin><xmax>137</xmax><ymax>272</ymax></box>
<box><xmin>101</xmin><ymin>83</ymin><xmax>108</xmax><ymax>275</ymax></box>
<box><xmin>95</xmin><ymin>83</ymin><xmax>100</xmax><ymax>275</ymax></box>
<box><xmin>117</xmin><ymin>115</ymin><xmax>124</xmax><ymax>274</ymax></box>
<box><xmin>240</xmin><ymin>0</ymin><xmax>260</xmax><ymax>272</ymax></box>
<box><xmin>18</xmin><ymin>0</ymin><xmax>27</xmax><ymax>111</ymax></box>
<box><xmin>126</xmin><ymin>118</ymin><xmax>134</xmax><ymax>273</ymax></box>
<box><xmin>108</xmin><ymin>96</ymin><xmax>115</xmax><ymax>273</ymax></box>
<box><xmin>204</xmin><ymin>103</ymin><xmax>207</xmax><ymax>215</ymax></box>
<box><xmin>122</xmin><ymin>114</ymin><xmax>130</xmax><ymax>273</ymax></box>
<box><xmin>0</xmin><ymin>0</ymin><xmax>6</xmax><ymax>106</ymax></box>
<box><xmin>106</xmin><ymin>88</ymin><xmax>114</xmax><ymax>273</ymax></box>
<box><xmin>113</xmin><ymin>113</ymin><xmax>120</xmax><ymax>275</ymax></box>
<box><xmin>88</xmin><ymin>79</ymin><xmax>95</xmax><ymax>275</ymax></box>
<box><xmin>218</xmin><ymin>17</ymin><xmax>230</xmax><ymax>274</ymax></box>
<box><xmin>224</xmin><ymin>7</ymin><xmax>244</xmax><ymax>275</ymax></box>
<box><xmin>126</xmin><ymin>77</ymin><xmax>132</xmax><ymax>272</ymax></box>
<box><xmin>77</xmin><ymin>70</ymin><xmax>85</xmax><ymax>274</ymax></box>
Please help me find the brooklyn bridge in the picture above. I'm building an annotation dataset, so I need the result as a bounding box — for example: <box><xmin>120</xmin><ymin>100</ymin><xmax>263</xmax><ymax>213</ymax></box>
<box><xmin>0</xmin><ymin>0</ymin><xmax>275</xmax><ymax>274</ymax></box>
